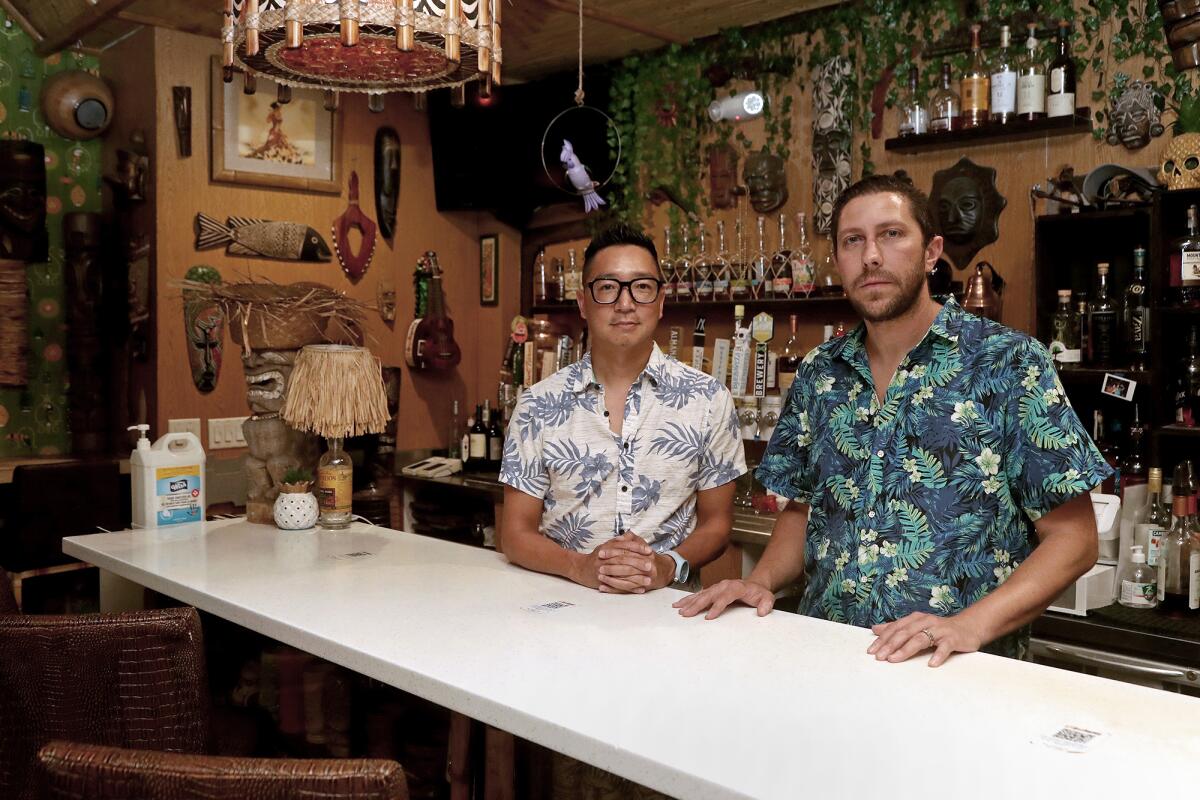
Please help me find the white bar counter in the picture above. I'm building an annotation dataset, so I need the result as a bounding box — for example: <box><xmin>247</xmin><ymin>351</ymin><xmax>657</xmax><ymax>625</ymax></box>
<box><xmin>65</xmin><ymin>519</ymin><xmax>1200</xmax><ymax>799</ymax></box>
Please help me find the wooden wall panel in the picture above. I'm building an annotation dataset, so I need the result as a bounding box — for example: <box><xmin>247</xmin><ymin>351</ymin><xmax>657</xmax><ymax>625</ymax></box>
<box><xmin>148</xmin><ymin>28</ymin><xmax>518</xmax><ymax>455</ymax></box>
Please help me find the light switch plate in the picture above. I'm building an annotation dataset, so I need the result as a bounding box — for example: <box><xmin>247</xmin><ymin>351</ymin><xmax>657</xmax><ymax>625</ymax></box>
<box><xmin>168</xmin><ymin>418</ymin><xmax>202</xmax><ymax>439</ymax></box>
<box><xmin>207</xmin><ymin>416</ymin><xmax>249</xmax><ymax>449</ymax></box>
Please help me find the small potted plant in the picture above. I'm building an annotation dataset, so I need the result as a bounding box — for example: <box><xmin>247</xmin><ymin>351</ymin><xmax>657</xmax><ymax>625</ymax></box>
<box><xmin>273</xmin><ymin>468</ymin><xmax>319</xmax><ymax>530</ymax></box>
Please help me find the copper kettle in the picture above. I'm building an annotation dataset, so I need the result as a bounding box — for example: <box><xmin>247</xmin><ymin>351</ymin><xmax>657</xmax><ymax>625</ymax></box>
<box><xmin>962</xmin><ymin>261</ymin><xmax>1003</xmax><ymax>322</ymax></box>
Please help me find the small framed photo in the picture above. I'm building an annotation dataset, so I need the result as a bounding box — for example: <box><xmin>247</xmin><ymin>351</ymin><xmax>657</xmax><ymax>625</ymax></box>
<box><xmin>479</xmin><ymin>233</ymin><xmax>498</xmax><ymax>306</ymax></box>
<box><xmin>1101</xmin><ymin>372</ymin><xmax>1136</xmax><ymax>401</ymax></box>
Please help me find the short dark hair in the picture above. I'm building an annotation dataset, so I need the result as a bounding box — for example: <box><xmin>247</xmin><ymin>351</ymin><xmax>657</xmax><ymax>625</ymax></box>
<box><xmin>583</xmin><ymin>222</ymin><xmax>659</xmax><ymax>278</ymax></box>
<box><xmin>830</xmin><ymin>174</ymin><xmax>936</xmax><ymax>252</ymax></box>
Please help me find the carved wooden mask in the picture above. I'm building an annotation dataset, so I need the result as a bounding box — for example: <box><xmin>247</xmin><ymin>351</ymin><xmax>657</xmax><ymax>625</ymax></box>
<box><xmin>929</xmin><ymin>157</ymin><xmax>1006</xmax><ymax>271</ymax></box>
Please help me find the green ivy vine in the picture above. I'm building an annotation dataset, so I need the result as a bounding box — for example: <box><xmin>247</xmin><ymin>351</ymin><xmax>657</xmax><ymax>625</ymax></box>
<box><xmin>608</xmin><ymin>0</ymin><xmax>1196</xmax><ymax>226</ymax></box>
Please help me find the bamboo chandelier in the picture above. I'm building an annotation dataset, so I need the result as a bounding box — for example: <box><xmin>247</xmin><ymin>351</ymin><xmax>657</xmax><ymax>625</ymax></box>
<box><xmin>222</xmin><ymin>0</ymin><xmax>503</xmax><ymax>111</ymax></box>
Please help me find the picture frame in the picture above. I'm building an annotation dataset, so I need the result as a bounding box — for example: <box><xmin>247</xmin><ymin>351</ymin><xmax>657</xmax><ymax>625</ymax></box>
<box><xmin>480</xmin><ymin>233</ymin><xmax>499</xmax><ymax>306</ymax></box>
<box><xmin>209</xmin><ymin>58</ymin><xmax>342</xmax><ymax>194</ymax></box>
<box><xmin>1101</xmin><ymin>372</ymin><xmax>1136</xmax><ymax>402</ymax></box>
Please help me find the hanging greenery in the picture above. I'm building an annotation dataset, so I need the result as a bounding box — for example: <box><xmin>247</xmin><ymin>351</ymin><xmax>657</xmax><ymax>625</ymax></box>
<box><xmin>608</xmin><ymin>0</ymin><xmax>1194</xmax><ymax>226</ymax></box>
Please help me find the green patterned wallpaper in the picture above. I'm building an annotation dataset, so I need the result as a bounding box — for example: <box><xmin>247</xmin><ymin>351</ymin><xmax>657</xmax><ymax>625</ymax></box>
<box><xmin>0</xmin><ymin>12</ymin><xmax>102</xmax><ymax>456</ymax></box>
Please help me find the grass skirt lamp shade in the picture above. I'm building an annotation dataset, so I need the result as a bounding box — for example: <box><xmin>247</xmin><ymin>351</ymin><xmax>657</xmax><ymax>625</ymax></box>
<box><xmin>282</xmin><ymin>344</ymin><xmax>389</xmax><ymax>528</ymax></box>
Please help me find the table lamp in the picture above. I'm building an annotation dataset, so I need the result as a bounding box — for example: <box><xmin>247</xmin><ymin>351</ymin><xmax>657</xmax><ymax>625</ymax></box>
<box><xmin>282</xmin><ymin>344</ymin><xmax>389</xmax><ymax>529</ymax></box>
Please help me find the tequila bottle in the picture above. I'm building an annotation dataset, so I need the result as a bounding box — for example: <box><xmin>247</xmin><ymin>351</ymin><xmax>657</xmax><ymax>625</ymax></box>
<box><xmin>771</xmin><ymin>214</ymin><xmax>794</xmax><ymax>298</ymax></box>
<box><xmin>712</xmin><ymin>220</ymin><xmax>732</xmax><ymax>301</ymax></box>
<box><xmin>661</xmin><ymin>225</ymin><xmax>676</xmax><ymax>301</ymax></box>
<box><xmin>751</xmin><ymin>216</ymin><xmax>770</xmax><ymax>299</ymax></box>
<box><xmin>791</xmin><ymin>212</ymin><xmax>815</xmax><ymax>297</ymax></box>
<box><xmin>960</xmin><ymin>24</ymin><xmax>989</xmax><ymax>129</ymax></box>
<box><xmin>990</xmin><ymin>25</ymin><xmax>1017</xmax><ymax>124</ymax></box>
<box><xmin>1016</xmin><ymin>22</ymin><xmax>1046</xmax><ymax>120</ymax></box>
<box><xmin>730</xmin><ymin>218</ymin><xmax>751</xmax><ymax>300</ymax></box>
<box><xmin>675</xmin><ymin>223</ymin><xmax>694</xmax><ymax>302</ymax></box>
<box><xmin>694</xmin><ymin>223</ymin><xmax>714</xmax><ymax>301</ymax></box>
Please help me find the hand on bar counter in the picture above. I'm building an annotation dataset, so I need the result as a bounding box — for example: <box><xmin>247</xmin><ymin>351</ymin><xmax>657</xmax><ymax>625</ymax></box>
<box><xmin>867</xmin><ymin>611</ymin><xmax>985</xmax><ymax>668</ymax></box>
<box><xmin>672</xmin><ymin>579</ymin><xmax>776</xmax><ymax>619</ymax></box>
<box><xmin>570</xmin><ymin>532</ymin><xmax>673</xmax><ymax>594</ymax></box>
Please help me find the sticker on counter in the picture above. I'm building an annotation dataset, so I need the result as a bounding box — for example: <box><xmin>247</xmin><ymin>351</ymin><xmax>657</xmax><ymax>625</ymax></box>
<box><xmin>331</xmin><ymin>551</ymin><xmax>374</xmax><ymax>561</ymax></box>
<box><xmin>1040</xmin><ymin>725</ymin><xmax>1105</xmax><ymax>753</ymax></box>
<box><xmin>523</xmin><ymin>600</ymin><xmax>576</xmax><ymax>614</ymax></box>
<box><xmin>1101</xmin><ymin>373</ymin><xmax>1135</xmax><ymax>402</ymax></box>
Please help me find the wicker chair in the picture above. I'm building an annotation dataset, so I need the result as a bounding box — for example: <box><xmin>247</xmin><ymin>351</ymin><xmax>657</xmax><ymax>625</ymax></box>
<box><xmin>37</xmin><ymin>741</ymin><xmax>409</xmax><ymax>800</ymax></box>
<box><xmin>0</xmin><ymin>607</ymin><xmax>209</xmax><ymax>800</ymax></box>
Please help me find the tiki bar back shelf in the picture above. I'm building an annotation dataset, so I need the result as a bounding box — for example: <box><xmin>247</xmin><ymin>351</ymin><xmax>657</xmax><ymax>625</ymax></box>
<box><xmin>2</xmin><ymin>2</ymin><xmax>1200</xmax><ymax>799</ymax></box>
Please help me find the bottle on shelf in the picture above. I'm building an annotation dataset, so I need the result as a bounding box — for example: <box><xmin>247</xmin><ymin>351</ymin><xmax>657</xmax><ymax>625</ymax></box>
<box><xmin>1123</xmin><ymin>406</ymin><xmax>1148</xmax><ymax>493</ymax></box>
<box><xmin>1157</xmin><ymin>461</ymin><xmax>1199</xmax><ymax>612</ymax></box>
<box><xmin>1016</xmin><ymin>22</ymin><xmax>1046</xmax><ymax>121</ymax></box>
<box><xmin>676</xmin><ymin>223</ymin><xmax>694</xmax><ymax>302</ymax></box>
<box><xmin>1175</xmin><ymin>326</ymin><xmax>1200</xmax><ymax>427</ymax></box>
<box><xmin>460</xmin><ymin>408</ymin><xmax>473</xmax><ymax>469</ymax></box>
<box><xmin>1124</xmin><ymin>246</ymin><xmax>1150</xmax><ymax>370</ymax></box>
<box><xmin>564</xmin><ymin>249</ymin><xmax>581</xmax><ymax>302</ymax></box>
<box><xmin>730</xmin><ymin>218</ymin><xmax>751</xmax><ymax>301</ymax></box>
<box><xmin>487</xmin><ymin>402</ymin><xmax>504</xmax><ymax>470</ymax></box>
<box><xmin>1170</xmin><ymin>204</ymin><xmax>1200</xmax><ymax>307</ymax></box>
<box><xmin>1087</xmin><ymin>262</ymin><xmax>1117</xmax><ymax>366</ymax></box>
<box><xmin>1046</xmin><ymin>19</ymin><xmax>1076</xmax><ymax>118</ymax></box>
<box><xmin>1118</xmin><ymin>545</ymin><xmax>1158</xmax><ymax>609</ymax></box>
<box><xmin>898</xmin><ymin>64</ymin><xmax>928</xmax><ymax>136</ymax></box>
<box><xmin>1135</xmin><ymin>467</ymin><xmax>1171</xmax><ymax>568</ymax></box>
<box><xmin>1075</xmin><ymin>294</ymin><xmax>1090</xmax><ymax>362</ymax></box>
<box><xmin>751</xmin><ymin>216</ymin><xmax>770</xmax><ymax>299</ymax></box>
<box><xmin>447</xmin><ymin>399</ymin><xmax>461</xmax><ymax>460</ymax></box>
<box><xmin>467</xmin><ymin>404</ymin><xmax>487</xmax><ymax>471</ymax></box>
<box><xmin>661</xmin><ymin>226</ymin><xmax>676</xmax><ymax>302</ymax></box>
<box><xmin>694</xmin><ymin>223</ymin><xmax>714</xmax><ymax>301</ymax></box>
<box><xmin>928</xmin><ymin>61</ymin><xmax>961</xmax><ymax>133</ymax></box>
<box><xmin>791</xmin><ymin>212</ymin><xmax>816</xmax><ymax>297</ymax></box>
<box><xmin>777</xmin><ymin>314</ymin><xmax>801</xmax><ymax>395</ymax></box>
<box><xmin>816</xmin><ymin>236</ymin><xmax>843</xmax><ymax>296</ymax></box>
<box><xmin>1049</xmin><ymin>288</ymin><xmax>1080</xmax><ymax>364</ymax></box>
<box><xmin>533</xmin><ymin>249</ymin><xmax>548</xmax><ymax>305</ymax></box>
<box><xmin>989</xmin><ymin>24</ymin><xmax>1017</xmax><ymax>125</ymax></box>
<box><xmin>551</xmin><ymin>257</ymin><xmax>565</xmax><ymax>304</ymax></box>
<box><xmin>960</xmin><ymin>23</ymin><xmax>989</xmax><ymax>129</ymax></box>
<box><xmin>1092</xmin><ymin>410</ymin><xmax>1119</xmax><ymax>495</ymax></box>
<box><xmin>771</xmin><ymin>213</ymin><xmax>794</xmax><ymax>299</ymax></box>
<box><xmin>712</xmin><ymin>220</ymin><xmax>732</xmax><ymax>301</ymax></box>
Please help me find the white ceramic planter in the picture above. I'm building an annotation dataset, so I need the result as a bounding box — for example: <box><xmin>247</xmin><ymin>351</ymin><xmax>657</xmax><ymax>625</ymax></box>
<box><xmin>274</xmin><ymin>486</ymin><xmax>319</xmax><ymax>530</ymax></box>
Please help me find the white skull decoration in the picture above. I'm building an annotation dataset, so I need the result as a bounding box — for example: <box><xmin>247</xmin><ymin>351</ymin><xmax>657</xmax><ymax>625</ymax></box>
<box><xmin>1159</xmin><ymin>133</ymin><xmax>1200</xmax><ymax>189</ymax></box>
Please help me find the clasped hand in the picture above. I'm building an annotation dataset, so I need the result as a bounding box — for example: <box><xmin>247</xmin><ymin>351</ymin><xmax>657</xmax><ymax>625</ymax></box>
<box><xmin>572</xmin><ymin>531</ymin><xmax>672</xmax><ymax>593</ymax></box>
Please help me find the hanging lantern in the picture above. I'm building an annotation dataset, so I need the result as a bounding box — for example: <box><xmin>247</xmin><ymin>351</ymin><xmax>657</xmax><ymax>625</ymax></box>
<box><xmin>222</xmin><ymin>0</ymin><xmax>502</xmax><ymax>104</ymax></box>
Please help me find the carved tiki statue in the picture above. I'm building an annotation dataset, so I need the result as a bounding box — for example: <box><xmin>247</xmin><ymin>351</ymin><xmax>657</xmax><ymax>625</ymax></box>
<box><xmin>0</xmin><ymin>141</ymin><xmax>49</xmax><ymax>262</ymax></box>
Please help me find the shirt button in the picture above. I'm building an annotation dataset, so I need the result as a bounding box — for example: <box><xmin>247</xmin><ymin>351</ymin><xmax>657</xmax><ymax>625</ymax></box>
<box><xmin>868</xmin><ymin>511</ymin><xmax>876</xmax><ymax>518</ymax></box>
<box><xmin>623</xmin><ymin>442</ymin><xmax>629</xmax><ymax>450</ymax></box>
<box><xmin>604</xmin><ymin>411</ymin><xmax>610</xmax><ymax>417</ymax></box>
<box><xmin>876</xmin><ymin>450</ymin><xmax>884</xmax><ymax>458</ymax></box>
<box><xmin>621</xmin><ymin>485</ymin><xmax>628</xmax><ymax>492</ymax></box>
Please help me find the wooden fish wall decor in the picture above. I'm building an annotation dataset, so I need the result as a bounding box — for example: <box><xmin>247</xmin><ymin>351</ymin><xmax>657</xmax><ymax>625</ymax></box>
<box><xmin>194</xmin><ymin>213</ymin><xmax>332</xmax><ymax>262</ymax></box>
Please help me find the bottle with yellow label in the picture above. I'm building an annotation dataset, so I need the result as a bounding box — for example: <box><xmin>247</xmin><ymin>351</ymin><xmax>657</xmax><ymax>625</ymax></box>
<box><xmin>317</xmin><ymin>437</ymin><xmax>353</xmax><ymax>529</ymax></box>
<box><xmin>960</xmin><ymin>23</ymin><xmax>989</xmax><ymax>129</ymax></box>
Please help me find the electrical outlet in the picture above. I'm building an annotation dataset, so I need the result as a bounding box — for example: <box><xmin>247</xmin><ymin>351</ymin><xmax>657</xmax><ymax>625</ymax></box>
<box><xmin>207</xmin><ymin>416</ymin><xmax>249</xmax><ymax>449</ymax></box>
<box><xmin>168</xmin><ymin>418</ymin><xmax>202</xmax><ymax>439</ymax></box>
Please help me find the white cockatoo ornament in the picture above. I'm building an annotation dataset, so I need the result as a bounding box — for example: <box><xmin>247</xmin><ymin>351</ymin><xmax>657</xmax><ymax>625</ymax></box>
<box><xmin>560</xmin><ymin>139</ymin><xmax>606</xmax><ymax>213</ymax></box>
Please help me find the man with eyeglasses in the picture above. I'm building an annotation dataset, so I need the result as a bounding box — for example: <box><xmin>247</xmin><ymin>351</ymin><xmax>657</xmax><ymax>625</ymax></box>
<box><xmin>500</xmin><ymin>223</ymin><xmax>746</xmax><ymax>595</ymax></box>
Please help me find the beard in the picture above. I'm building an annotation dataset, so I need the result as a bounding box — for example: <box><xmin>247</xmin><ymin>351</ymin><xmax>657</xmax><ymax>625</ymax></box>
<box><xmin>846</xmin><ymin>262</ymin><xmax>928</xmax><ymax>323</ymax></box>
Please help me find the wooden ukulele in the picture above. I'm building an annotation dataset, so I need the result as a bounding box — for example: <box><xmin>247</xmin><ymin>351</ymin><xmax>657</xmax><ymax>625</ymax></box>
<box><xmin>405</xmin><ymin>251</ymin><xmax>461</xmax><ymax>371</ymax></box>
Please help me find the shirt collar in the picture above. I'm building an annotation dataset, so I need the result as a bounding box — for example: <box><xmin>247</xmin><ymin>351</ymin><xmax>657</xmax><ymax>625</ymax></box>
<box><xmin>832</xmin><ymin>297</ymin><xmax>962</xmax><ymax>366</ymax></box>
<box><xmin>568</xmin><ymin>343</ymin><xmax>668</xmax><ymax>393</ymax></box>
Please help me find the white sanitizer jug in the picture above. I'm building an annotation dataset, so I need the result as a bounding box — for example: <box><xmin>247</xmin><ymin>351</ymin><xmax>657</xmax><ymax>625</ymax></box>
<box><xmin>128</xmin><ymin>424</ymin><xmax>206</xmax><ymax>528</ymax></box>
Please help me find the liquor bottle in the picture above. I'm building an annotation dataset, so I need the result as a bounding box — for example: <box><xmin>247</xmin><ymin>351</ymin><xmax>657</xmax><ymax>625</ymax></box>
<box><xmin>551</xmin><ymin>257</ymin><xmax>565</xmax><ymax>303</ymax></box>
<box><xmin>990</xmin><ymin>25</ymin><xmax>1017</xmax><ymax>124</ymax></box>
<box><xmin>1175</xmin><ymin>326</ymin><xmax>1200</xmax><ymax>426</ymax></box>
<box><xmin>928</xmin><ymin>61</ymin><xmax>961</xmax><ymax>133</ymax></box>
<box><xmin>1046</xmin><ymin>19</ymin><xmax>1076</xmax><ymax>118</ymax></box>
<box><xmin>447</xmin><ymin>399</ymin><xmax>461</xmax><ymax>459</ymax></box>
<box><xmin>816</xmin><ymin>236</ymin><xmax>842</xmax><ymax>296</ymax></box>
<box><xmin>661</xmin><ymin>226</ymin><xmax>676</xmax><ymax>302</ymax></box>
<box><xmin>676</xmin><ymin>223</ymin><xmax>694</xmax><ymax>302</ymax></box>
<box><xmin>777</xmin><ymin>314</ymin><xmax>801</xmax><ymax>395</ymax></box>
<box><xmin>1170</xmin><ymin>204</ymin><xmax>1200</xmax><ymax>307</ymax></box>
<box><xmin>1124</xmin><ymin>246</ymin><xmax>1150</xmax><ymax>369</ymax></box>
<box><xmin>467</xmin><ymin>404</ymin><xmax>488</xmax><ymax>471</ymax></box>
<box><xmin>316</xmin><ymin>437</ymin><xmax>353</xmax><ymax>529</ymax></box>
<box><xmin>771</xmin><ymin>213</ymin><xmax>794</xmax><ymax>298</ymax></box>
<box><xmin>1016</xmin><ymin>22</ymin><xmax>1046</xmax><ymax>120</ymax></box>
<box><xmin>1123</xmin><ymin>406</ymin><xmax>1148</xmax><ymax>493</ymax></box>
<box><xmin>960</xmin><ymin>24</ymin><xmax>989</xmax><ymax>129</ymax></box>
<box><xmin>1157</xmin><ymin>462</ymin><xmax>1198</xmax><ymax>611</ymax></box>
<box><xmin>712</xmin><ymin>220</ymin><xmax>732</xmax><ymax>301</ymax></box>
<box><xmin>487</xmin><ymin>402</ymin><xmax>504</xmax><ymax>470</ymax></box>
<box><xmin>533</xmin><ymin>249</ymin><xmax>548</xmax><ymax>305</ymax></box>
<box><xmin>751</xmin><ymin>216</ymin><xmax>770</xmax><ymax>299</ymax></box>
<box><xmin>564</xmin><ymin>249</ymin><xmax>581</xmax><ymax>302</ymax></box>
<box><xmin>1135</xmin><ymin>467</ymin><xmax>1171</xmax><ymax>567</ymax></box>
<box><xmin>460</xmin><ymin>409</ymin><xmax>473</xmax><ymax>460</ymax></box>
<box><xmin>1087</xmin><ymin>262</ymin><xmax>1117</xmax><ymax>366</ymax></box>
<box><xmin>694</xmin><ymin>224</ymin><xmax>714</xmax><ymax>300</ymax></box>
<box><xmin>1092</xmin><ymin>410</ymin><xmax>1119</xmax><ymax>495</ymax></box>
<box><xmin>898</xmin><ymin>65</ymin><xmax>929</xmax><ymax>136</ymax></box>
<box><xmin>1076</xmin><ymin>296</ymin><xmax>1090</xmax><ymax>362</ymax></box>
<box><xmin>1049</xmin><ymin>289</ymin><xmax>1079</xmax><ymax>363</ymax></box>
<box><xmin>1118</xmin><ymin>545</ymin><xmax>1158</xmax><ymax>609</ymax></box>
<box><xmin>791</xmin><ymin>212</ymin><xmax>816</xmax><ymax>296</ymax></box>
<box><xmin>730</xmin><ymin>218</ymin><xmax>751</xmax><ymax>301</ymax></box>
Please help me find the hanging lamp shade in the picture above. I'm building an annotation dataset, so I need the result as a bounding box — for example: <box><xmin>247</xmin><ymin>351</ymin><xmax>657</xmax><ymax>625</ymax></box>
<box><xmin>222</xmin><ymin>0</ymin><xmax>501</xmax><ymax>103</ymax></box>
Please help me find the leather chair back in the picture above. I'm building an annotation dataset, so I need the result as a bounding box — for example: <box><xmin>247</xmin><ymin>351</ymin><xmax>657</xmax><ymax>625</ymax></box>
<box><xmin>3</xmin><ymin>460</ymin><xmax>121</xmax><ymax>572</ymax></box>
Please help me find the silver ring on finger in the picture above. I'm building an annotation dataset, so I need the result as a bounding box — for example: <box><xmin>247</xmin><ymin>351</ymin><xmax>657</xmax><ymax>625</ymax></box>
<box><xmin>921</xmin><ymin>627</ymin><xmax>936</xmax><ymax>648</ymax></box>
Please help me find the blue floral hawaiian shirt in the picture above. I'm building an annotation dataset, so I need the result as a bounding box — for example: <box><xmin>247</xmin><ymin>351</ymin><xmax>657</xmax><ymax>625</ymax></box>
<box><xmin>756</xmin><ymin>299</ymin><xmax>1112</xmax><ymax>658</ymax></box>
<box><xmin>501</xmin><ymin>343</ymin><xmax>747</xmax><ymax>555</ymax></box>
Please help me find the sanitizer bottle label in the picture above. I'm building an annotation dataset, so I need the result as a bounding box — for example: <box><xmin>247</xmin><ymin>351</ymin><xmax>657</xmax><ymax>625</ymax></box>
<box><xmin>155</xmin><ymin>465</ymin><xmax>203</xmax><ymax>525</ymax></box>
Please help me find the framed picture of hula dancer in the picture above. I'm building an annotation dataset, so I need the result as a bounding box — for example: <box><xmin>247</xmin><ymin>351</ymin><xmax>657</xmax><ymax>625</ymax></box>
<box><xmin>209</xmin><ymin>58</ymin><xmax>342</xmax><ymax>193</ymax></box>
<box><xmin>479</xmin><ymin>233</ymin><xmax>499</xmax><ymax>306</ymax></box>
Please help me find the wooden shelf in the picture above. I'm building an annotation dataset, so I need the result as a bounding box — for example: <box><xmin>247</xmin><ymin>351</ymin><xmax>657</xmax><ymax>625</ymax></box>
<box><xmin>528</xmin><ymin>295</ymin><xmax>851</xmax><ymax>315</ymax></box>
<box><xmin>884</xmin><ymin>109</ymin><xmax>1092</xmax><ymax>154</ymax></box>
<box><xmin>1157</xmin><ymin>425</ymin><xmax>1200</xmax><ymax>437</ymax></box>
<box><xmin>1056</xmin><ymin>366</ymin><xmax>1153</xmax><ymax>379</ymax></box>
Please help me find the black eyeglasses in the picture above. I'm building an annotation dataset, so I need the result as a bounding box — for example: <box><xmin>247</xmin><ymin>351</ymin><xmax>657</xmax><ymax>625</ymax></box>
<box><xmin>586</xmin><ymin>277</ymin><xmax>663</xmax><ymax>304</ymax></box>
